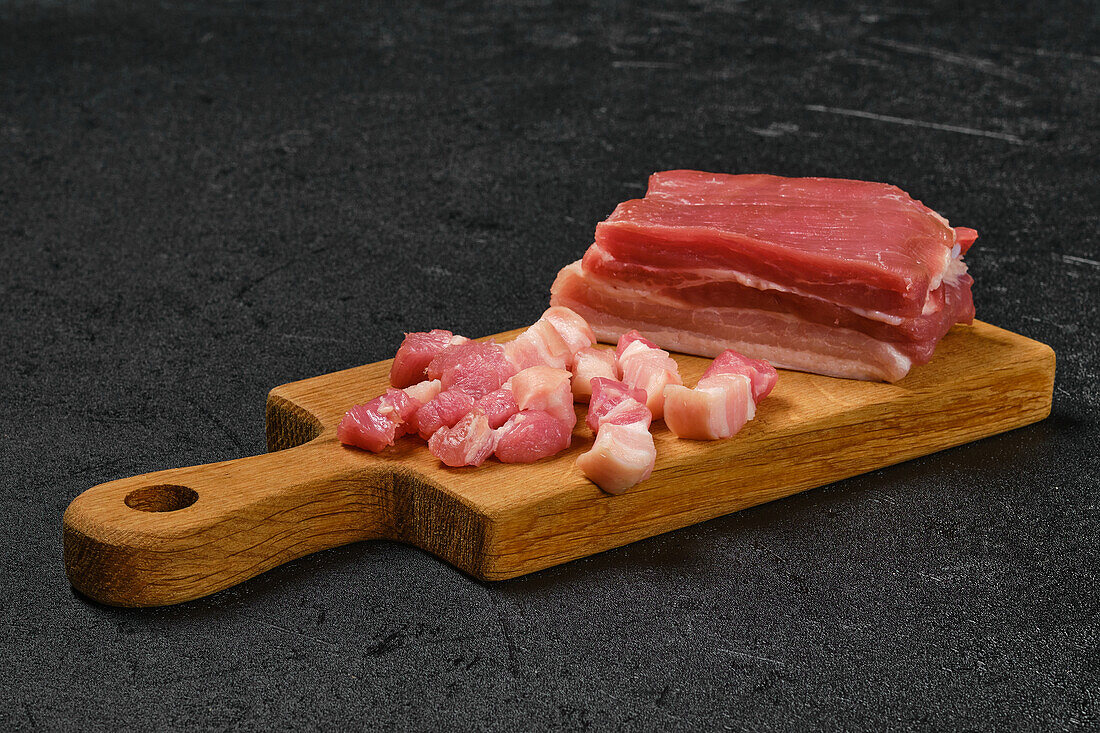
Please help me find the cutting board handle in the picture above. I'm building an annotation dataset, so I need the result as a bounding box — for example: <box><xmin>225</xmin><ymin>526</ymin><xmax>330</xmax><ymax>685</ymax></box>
<box><xmin>62</xmin><ymin>439</ymin><xmax>392</xmax><ymax>607</ymax></box>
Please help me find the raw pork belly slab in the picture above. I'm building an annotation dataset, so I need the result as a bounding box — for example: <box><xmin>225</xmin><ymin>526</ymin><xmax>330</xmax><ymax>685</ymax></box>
<box><xmin>550</xmin><ymin>171</ymin><xmax>977</xmax><ymax>382</ymax></box>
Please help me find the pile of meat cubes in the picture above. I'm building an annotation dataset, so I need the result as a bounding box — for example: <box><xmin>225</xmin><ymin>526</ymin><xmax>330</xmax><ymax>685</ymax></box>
<box><xmin>338</xmin><ymin>306</ymin><xmax>775</xmax><ymax>495</ymax></box>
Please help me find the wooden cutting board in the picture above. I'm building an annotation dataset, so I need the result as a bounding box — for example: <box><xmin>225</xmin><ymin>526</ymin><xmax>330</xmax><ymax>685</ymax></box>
<box><xmin>63</xmin><ymin>320</ymin><xmax>1054</xmax><ymax>607</ymax></box>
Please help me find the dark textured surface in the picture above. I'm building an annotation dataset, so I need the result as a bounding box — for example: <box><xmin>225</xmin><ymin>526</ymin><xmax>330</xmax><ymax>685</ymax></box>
<box><xmin>2</xmin><ymin>1</ymin><xmax>1098</xmax><ymax>730</ymax></box>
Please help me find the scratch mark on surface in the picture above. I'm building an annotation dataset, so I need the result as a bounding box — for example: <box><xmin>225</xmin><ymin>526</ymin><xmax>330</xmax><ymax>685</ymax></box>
<box><xmin>993</xmin><ymin>44</ymin><xmax>1100</xmax><ymax>64</ymax></box>
<box><xmin>805</xmin><ymin>105</ymin><xmax>1026</xmax><ymax>144</ymax></box>
<box><xmin>748</xmin><ymin>122</ymin><xmax>806</xmax><ymax>138</ymax></box>
<box><xmin>276</xmin><ymin>332</ymin><xmax>344</xmax><ymax>344</ymax></box>
<box><xmin>612</xmin><ymin>60</ymin><xmax>682</xmax><ymax>69</ymax></box>
<box><xmin>1062</xmin><ymin>254</ymin><xmax>1100</xmax><ymax>269</ymax></box>
<box><xmin>869</xmin><ymin>38</ymin><xmax>1040</xmax><ymax>86</ymax></box>
<box><xmin>255</xmin><ymin>619</ymin><xmax>337</xmax><ymax>648</ymax></box>
<box><xmin>417</xmin><ymin>263</ymin><xmax>456</xmax><ymax>277</ymax></box>
<box><xmin>717</xmin><ymin>647</ymin><xmax>787</xmax><ymax>667</ymax></box>
<box><xmin>235</xmin><ymin>245</ymin><xmax>332</xmax><ymax>300</ymax></box>
<box><xmin>194</xmin><ymin>402</ymin><xmax>248</xmax><ymax>455</ymax></box>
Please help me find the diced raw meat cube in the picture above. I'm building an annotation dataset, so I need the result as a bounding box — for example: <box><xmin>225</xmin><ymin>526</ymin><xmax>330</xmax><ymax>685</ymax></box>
<box><xmin>338</xmin><ymin>388</ymin><xmax>424</xmax><ymax>452</ymax></box>
<box><xmin>575</xmin><ymin>422</ymin><xmax>656</xmax><ymax>495</ymax></box>
<box><xmin>494</xmin><ymin>410</ymin><xmax>572</xmax><ymax>463</ymax></box>
<box><xmin>703</xmin><ymin>350</ymin><xmax>778</xmax><ymax>402</ymax></box>
<box><xmin>503</xmin><ymin>319</ymin><xmax>573</xmax><ymax>371</ymax></box>
<box><xmin>540</xmin><ymin>306</ymin><xmax>597</xmax><ymax>358</ymax></box>
<box><xmin>509</xmin><ymin>365</ymin><xmax>576</xmax><ymax>429</ymax></box>
<box><xmin>427</xmin><ymin>340</ymin><xmax>516</xmax><ymax>399</ymax></box>
<box><xmin>503</xmin><ymin>306</ymin><xmax>597</xmax><ymax>371</ymax></box>
<box><xmin>390</xmin><ymin>330</ymin><xmax>467</xmax><ymax>388</ymax></box>
<box><xmin>413</xmin><ymin>388</ymin><xmax>476</xmax><ymax>440</ymax></box>
<box><xmin>663</xmin><ymin>374</ymin><xmax>756</xmax><ymax>440</ymax></box>
<box><xmin>338</xmin><ymin>401</ymin><xmax>400</xmax><ymax>452</ymax></box>
<box><xmin>586</xmin><ymin>377</ymin><xmax>651</xmax><ymax>433</ymax></box>
<box><xmin>617</xmin><ymin>338</ymin><xmax>682</xmax><ymax>420</ymax></box>
<box><xmin>474</xmin><ymin>387</ymin><xmax>519</xmax><ymax>429</ymax></box>
<box><xmin>571</xmin><ymin>346</ymin><xmax>618</xmax><ymax>403</ymax></box>
<box><xmin>428</xmin><ymin>409</ymin><xmax>496</xmax><ymax>467</ymax></box>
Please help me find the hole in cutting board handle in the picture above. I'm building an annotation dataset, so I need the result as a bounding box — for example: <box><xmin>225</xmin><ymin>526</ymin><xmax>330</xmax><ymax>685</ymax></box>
<box><xmin>124</xmin><ymin>485</ymin><xmax>199</xmax><ymax>512</ymax></box>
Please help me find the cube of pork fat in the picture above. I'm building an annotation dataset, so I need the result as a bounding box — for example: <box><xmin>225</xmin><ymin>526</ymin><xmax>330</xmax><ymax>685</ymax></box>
<box><xmin>570</xmin><ymin>346</ymin><xmax>619</xmax><ymax>403</ymax></box>
<box><xmin>494</xmin><ymin>410</ymin><xmax>573</xmax><ymax>463</ymax></box>
<box><xmin>616</xmin><ymin>338</ymin><xmax>682</xmax><ymax>420</ymax></box>
<box><xmin>428</xmin><ymin>409</ymin><xmax>496</xmax><ymax>467</ymax></box>
<box><xmin>503</xmin><ymin>306</ymin><xmax>597</xmax><ymax>371</ymax></box>
<box><xmin>508</xmin><ymin>366</ymin><xmax>577</xmax><ymax>429</ymax></box>
<box><xmin>338</xmin><ymin>386</ymin><xmax>429</xmax><ymax>452</ymax></box>
<box><xmin>575</xmin><ymin>422</ymin><xmax>657</xmax><ymax>495</ymax></box>
<box><xmin>663</xmin><ymin>374</ymin><xmax>756</xmax><ymax>440</ymax></box>
<box><xmin>390</xmin><ymin>330</ymin><xmax>468</xmax><ymax>388</ymax></box>
<box><xmin>540</xmin><ymin>306</ymin><xmax>597</xmax><ymax>358</ymax></box>
<box><xmin>703</xmin><ymin>350</ymin><xmax>778</xmax><ymax>402</ymax></box>
<box><xmin>426</xmin><ymin>340</ymin><xmax>516</xmax><ymax>399</ymax></box>
<box><xmin>503</xmin><ymin>319</ymin><xmax>574</xmax><ymax>371</ymax></box>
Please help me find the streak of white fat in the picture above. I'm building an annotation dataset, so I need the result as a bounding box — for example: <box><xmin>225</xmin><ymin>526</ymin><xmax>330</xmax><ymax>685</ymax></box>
<box><xmin>462</xmin><ymin>415</ymin><xmax>494</xmax><ymax>464</ymax></box>
<box><xmin>597</xmin><ymin>422</ymin><xmax>655</xmax><ymax>470</ymax></box>
<box><xmin>619</xmin><ymin>338</ymin><xmax>670</xmax><ymax>362</ymax></box>
<box><xmin>690</xmin><ymin>381</ymin><xmax>732</xmax><ymax>437</ymax></box>
<box><xmin>588</xmin><ymin>322</ymin><xmax>911</xmax><ymax>382</ymax></box>
<box><xmin>404</xmin><ymin>379</ymin><xmax>442</xmax><ymax>404</ymax></box>
<box><xmin>599</xmin><ymin>398</ymin><xmax>651</xmax><ymax>429</ymax></box>
<box><xmin>699</xmin><ymin>373</ymin><xmax>756</xmax><ymax>421</ymax></box>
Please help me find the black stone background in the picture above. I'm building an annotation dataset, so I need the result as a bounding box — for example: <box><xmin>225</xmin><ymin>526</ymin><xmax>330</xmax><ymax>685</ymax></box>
<box><xmin>2</xmin><ymin>1</ymin><xmax>1097</xmax><ymax>730</ymax></box>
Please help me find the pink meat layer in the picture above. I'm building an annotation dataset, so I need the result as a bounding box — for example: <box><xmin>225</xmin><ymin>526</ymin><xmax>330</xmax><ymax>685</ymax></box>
<box><xmin>647</xmin><ymin>171</ymin><xmax>976</xmax><ymax>256</ymax></box>
<box><xmin>704</xmin><ymin>350</ymin><xmax>778</xmax><ymax>402</ymax></box>
<box><xmin>390</xmin><ymin>330</ymin><xmax>467</xmax><ymax>388</ymax></box>
<box><xmin>597</xmin><ymin>181</ymin><xmax>965</xmax><ymax>319</ymax></box>
<box><xmin>575</xmin><ymin>422</ymin><xmax>656</xmax><ymax>495</ymax></box>
<box><xmin>427</xmin><ymin>340</ymin><xmax>516</xmax><ymax>399</ymax></box>
<box><xmin>581</xmin><ymin>243</ymin><xmax>975</xmax><ymax>349</ymax></box>
<box><xmin>494</xmin><ymin>410</ymin><xmax>573</xmax><ymax>463</ymax></box>
<box><xmin>552</xmin><ymin>261</ymin><xmax>915</xmax><ymax>382</ymax></box>
<box><xmin>428</xmin><ymin>409</ymin><xmax>496</xmax><ymax>467</ymax></box>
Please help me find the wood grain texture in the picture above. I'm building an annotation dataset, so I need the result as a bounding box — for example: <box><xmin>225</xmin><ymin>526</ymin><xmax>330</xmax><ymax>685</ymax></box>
<box><xmin>63</xmin><ymin>321</ymin><xmax>1054</xmax><ymax>607</ymax></box>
